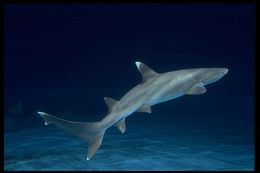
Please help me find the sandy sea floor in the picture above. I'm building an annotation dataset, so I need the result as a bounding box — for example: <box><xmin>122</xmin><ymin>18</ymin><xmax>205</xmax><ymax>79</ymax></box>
<box><xmin>4</xmin><ymin>111</ymin><xmax>254</xmax><ymax>171</ymax></box>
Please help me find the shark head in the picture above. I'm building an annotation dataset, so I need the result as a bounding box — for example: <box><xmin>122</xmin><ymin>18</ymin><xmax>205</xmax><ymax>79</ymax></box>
<box><xmin>186</xmin><ymin>68</ymin><xmax>229</xmax><ymax>86</ymax></box>
<box><xmin>202</xmin><ymin>68</ymin><xmax>228</xmax><ymax>85</ymax></box>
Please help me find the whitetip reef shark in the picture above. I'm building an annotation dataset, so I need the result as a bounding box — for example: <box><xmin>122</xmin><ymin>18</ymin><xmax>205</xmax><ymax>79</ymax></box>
<box><xmin>38</xmin><ymin>62</ymin><xmax>228</xmax><ymax>160</ymax></box>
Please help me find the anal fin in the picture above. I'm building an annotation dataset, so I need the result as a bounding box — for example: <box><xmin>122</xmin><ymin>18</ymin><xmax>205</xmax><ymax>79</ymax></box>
<box><xmin>115</xmin><ymin>119</ymin><xmax>126</xmax><ymax>134</ymax></box>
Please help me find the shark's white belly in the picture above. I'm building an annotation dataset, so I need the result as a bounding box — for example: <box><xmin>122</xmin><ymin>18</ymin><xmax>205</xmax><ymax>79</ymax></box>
<box><xmin>148</xmin><ymin>92</ymin><xmax>185</xmax><ymax>105</ymax></box>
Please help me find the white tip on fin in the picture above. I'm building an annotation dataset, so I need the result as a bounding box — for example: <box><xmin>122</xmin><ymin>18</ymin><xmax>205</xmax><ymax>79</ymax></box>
<box><xmin>44</xmin><ymin>122</ymin><xmax>48</xmax><ymax>125</ymax></box>
<box><xmin>135</xmin><ymin>61</ymin><xmax>159</xmax><ymax>83</ymax></box>
<box><xmin>37</xmin><ymin>111</ymin><xmax>46</xmax><ymax>117</ymax></box>
<box><xmin>135</xmin><ymin>61</ymin><xmax>141</xmax><ymax>69</ymax></box>
<box><xmin>104</xmin><ymin>97</ymin><xmax>118</xmax><ymax>113</ymax></box>
<box><xmin>86</xmin><ymin>157</ymin><xmax>90</xmax><ymax>160</ymax></box>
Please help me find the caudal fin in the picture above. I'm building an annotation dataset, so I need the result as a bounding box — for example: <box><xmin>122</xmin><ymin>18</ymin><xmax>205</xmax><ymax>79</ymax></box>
<box><xmin>37</xmin><ymin>111</ymin><xmax>105</xmax><ymax>160</ymax></box>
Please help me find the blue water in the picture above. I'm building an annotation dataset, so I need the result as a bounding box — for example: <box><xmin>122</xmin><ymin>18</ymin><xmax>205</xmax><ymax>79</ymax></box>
<box><xmin>4</xmin><ymin>93</ymin><xmax>254</xmax><ymax>170</ymax></box>
<box><xmin>4</xmin><ymin>3</ymin><xmax>255</xmax><ymax>171</ymax></box>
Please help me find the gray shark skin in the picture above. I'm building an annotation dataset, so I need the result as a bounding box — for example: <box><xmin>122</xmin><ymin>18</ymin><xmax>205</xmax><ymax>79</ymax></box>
<box><xmin>38</xmin><ymin>62</ymin><xmax>228</xmax><ymax>160</ymax></box>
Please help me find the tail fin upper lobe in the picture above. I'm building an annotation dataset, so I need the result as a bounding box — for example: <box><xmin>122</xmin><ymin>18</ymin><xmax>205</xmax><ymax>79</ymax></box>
<box><xmin>37</xmin><ymin>111</ymin><xmax>105</xmax><ymax>160</ymax></box>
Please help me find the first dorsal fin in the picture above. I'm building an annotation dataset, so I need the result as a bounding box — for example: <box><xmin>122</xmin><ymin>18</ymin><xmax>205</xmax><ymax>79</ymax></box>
<box><xmin>104</xmin><ymin>97</ymin><xmax>117</xmax><ymax>113</ymax></box>
<box><xmin>135</xmin><ymin>62</ymin><xmax>159</xmax><ymax>82</ymax></box>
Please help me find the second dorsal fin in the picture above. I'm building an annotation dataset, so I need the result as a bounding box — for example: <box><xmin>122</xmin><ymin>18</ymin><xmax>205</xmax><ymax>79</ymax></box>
<box><xmin>135</xmin><ymin>62</ymin><xmax>159</xmax><ymax>82</ymax></box>
<box><xmin>104</xmin><ymin>97</ymin><xmax>117</xmax><ymax>113</ymax></box>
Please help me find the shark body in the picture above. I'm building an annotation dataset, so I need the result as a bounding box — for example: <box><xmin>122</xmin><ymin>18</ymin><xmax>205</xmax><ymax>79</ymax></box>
<box><xmin>38</xmin><ymin>62</ymin><xmax>228</xmax><ymax>160</ymax></box>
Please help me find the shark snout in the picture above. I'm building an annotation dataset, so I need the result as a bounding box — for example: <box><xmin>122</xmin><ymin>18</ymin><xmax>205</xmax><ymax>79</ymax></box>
<box><xmin>222</xmin><ymin>68</ymin><xmax>229</xmax><ymax>75</ymax></box>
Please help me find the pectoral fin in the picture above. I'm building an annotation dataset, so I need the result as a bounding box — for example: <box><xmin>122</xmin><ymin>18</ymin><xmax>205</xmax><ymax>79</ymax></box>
<box><xmin>136</xmin><ymin>105</ymin><xmax>152</xmax><ymax>113</ymax></box>
<box><xmin>115</xmin><ymin>119</ymin><xmax>126</xmax><ymax>134</ymax></box>
<box><xmin>186</xmin><ymin>83</ymin><xmax>206</xmax><ymax>95</ymax></box>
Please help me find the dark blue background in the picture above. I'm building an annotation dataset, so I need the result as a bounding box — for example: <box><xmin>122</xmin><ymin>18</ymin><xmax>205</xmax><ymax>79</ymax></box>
<box><xmin>4</xmin><ymin>3</ymin><xmax>255</xmax><ymax>118</ymax></box>
<box><xmin>4</xmin><ymin>4</ymin><xmax>255</xmax><ymax>170</ymax></box>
